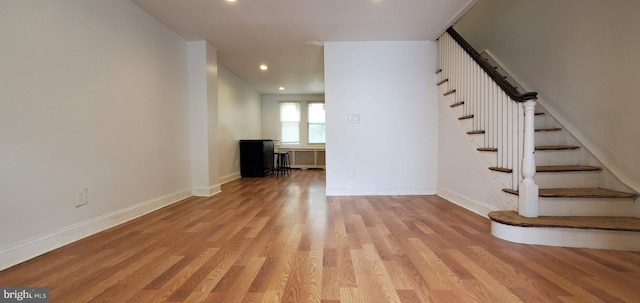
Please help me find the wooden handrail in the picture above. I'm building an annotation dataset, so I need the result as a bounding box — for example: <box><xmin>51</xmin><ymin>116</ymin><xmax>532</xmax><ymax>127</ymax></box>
<box><xmin>446</xmin><ymin>27</ymin><xmax>537</xmax><ymax>102</ymax></box>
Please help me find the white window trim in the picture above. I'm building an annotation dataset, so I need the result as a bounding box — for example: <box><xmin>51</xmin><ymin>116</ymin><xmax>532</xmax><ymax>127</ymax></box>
<box><xmin>307</xmin><ymin>101</ymin><xmax>326</xmax><ymax>145</ymax></box>
<box><xmin>279</xmin><ymin>101</ymin><xmax>301</xmax><ymax>144</ymax></box>
<box><xmin>278</xmin><ymin>100</ymin><xmax>326</xmax><ymax>147</ymax></box>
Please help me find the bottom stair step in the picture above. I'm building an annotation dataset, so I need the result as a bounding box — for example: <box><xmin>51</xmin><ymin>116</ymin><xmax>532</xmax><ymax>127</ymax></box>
<box><xmin>489</xmin><ymin>211</ymin><xmax>640</xmax><ymax>232</ymax></box>
<box><xmin>489</xmin><ymin>211</ymin><xmax>640</xmax><ymax>250</ymax></box>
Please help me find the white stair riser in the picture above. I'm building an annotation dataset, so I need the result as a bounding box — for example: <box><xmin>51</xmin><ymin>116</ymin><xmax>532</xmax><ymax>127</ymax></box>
<box><xmin>534</xmin><ymin>171</ymin><xmax>601</xmax><ymax>188</ymax></box>
<box><xmin>535</xmin><ymin>131</ymin><xmax>578</xmax><ymax>146</ymax></box>
<box><xmin>534</xmin><ymin>131</ymin><xmax>563</xmax><ymax>145</ymax></box>
<box><xmin>493</xmin><ymin>170</ymin><xmax>602</xmax><ymax>192</ymax></box>
<box><xmin>534</xmin><ymin>114</ymin><xmax>561</xmax><ymax>129</ymax></box>
<box><xmin>491</xmin><ymin>221</ymin><xmax>640</xmax><ymax>251</ymax></box>
<box><xmin>535</xmin><ymin>149</ymin><xmax>581</xmax><ymax>166</ymax></box>
<box><xmin>539</xmin><ymin>197</ymin><xmax>635</xmax><ymax>216</ymax></box>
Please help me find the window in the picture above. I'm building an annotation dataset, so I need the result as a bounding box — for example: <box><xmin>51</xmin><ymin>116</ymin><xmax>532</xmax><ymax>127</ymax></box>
<box><xmin>308</xmin><ymin>103</ymin><xmax>326</xmax><ymax>144</ymax></box>
<box><xmin>278</xmin><ymin>101</ymin><xmax>325</xmax><ymax>145</ymax></box>
<box><xmin>279</xmin><ymin>102</ymin><xmax>300</xmax><ymax>144</ymax></box>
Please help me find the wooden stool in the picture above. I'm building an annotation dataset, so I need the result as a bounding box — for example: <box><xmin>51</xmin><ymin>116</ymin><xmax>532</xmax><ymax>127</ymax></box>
<box><xmin>273</xmin><ymin>152</ymin><xmax>290</xmax><ymax>177</ymax></box>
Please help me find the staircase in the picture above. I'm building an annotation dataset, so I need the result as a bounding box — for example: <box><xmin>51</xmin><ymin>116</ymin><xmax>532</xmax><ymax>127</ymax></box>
<box><xmin>437</xmin><ymin>28</ymin><xmax>640</xmax><ymax>251</ymax></box>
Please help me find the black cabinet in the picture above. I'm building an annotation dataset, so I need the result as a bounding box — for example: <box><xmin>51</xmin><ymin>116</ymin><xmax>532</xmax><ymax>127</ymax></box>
<box><xmin>239</xmin><ymin>140</ymin><xmax>274</xmax><ymax>177</ymax></box>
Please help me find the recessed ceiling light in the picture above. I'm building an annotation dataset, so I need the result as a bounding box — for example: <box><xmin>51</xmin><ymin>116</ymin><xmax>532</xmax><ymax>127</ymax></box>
<box><xmin>278</xmin><ymin>87</ymin><xmax>285</xmax><ymax>91</ymax></box>
<box><xmin>259</xmin><ymin>64</ymin><xmax>268</xmax><ymax>71</ymax></box>
<box><xmin>226</xmin><ymin>0</ymin><xmax>237</xmax><ymax>2</ymax></box>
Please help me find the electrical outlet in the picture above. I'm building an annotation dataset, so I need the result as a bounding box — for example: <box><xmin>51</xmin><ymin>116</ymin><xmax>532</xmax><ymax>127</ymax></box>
<box><xmin>348</xmin><ymin>168</ymin><xmax>355</xmax><ymax>177</ymax></box>
<box><xmin>75</xmin><ymin>188</ymin><xmax>88</xmax><ymax>207</ymax></box>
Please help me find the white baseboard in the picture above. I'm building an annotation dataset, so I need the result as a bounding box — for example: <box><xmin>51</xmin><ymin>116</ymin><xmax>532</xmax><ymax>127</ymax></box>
<box><xmin>437</xmin><ymin>187</ymin><xmax>497</xmax><ymax>218</ymax></box>
<box><xmin>491</xmin><ymin>220</ymin><xmax>640</xmax><ymax>251</ymax></box>
<box><xmin>326</xmin><ymin>187</ymin><xmax>436</xmax><ymax>196</ymax></box>
<box><xmin>220</xmin><ymin>172</ymin><xmax>241</xmax><ymax>185</ymax></box>
<box><xmin>0</xmin><ymin>189</ymin><xmax>192</xmax><ymax>271</ymax></box>
<box><xmin>192</xmin><ymin>184</ymin><xmax>221</xmax><ymax>197</ymax></box>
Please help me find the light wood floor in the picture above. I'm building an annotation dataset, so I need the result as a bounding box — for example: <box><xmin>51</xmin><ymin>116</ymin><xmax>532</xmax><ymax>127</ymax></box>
<box><xmin>1</xmin><ymin>169</ymin><xmax>639</xmax><ymax>302</ymax></box>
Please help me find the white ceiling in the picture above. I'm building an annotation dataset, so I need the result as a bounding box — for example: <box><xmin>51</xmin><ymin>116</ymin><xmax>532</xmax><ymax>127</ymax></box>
<box><xmin>131</xmin><ymin>0</ymin><xmax>476</xmax><ymax>94</ymax></box>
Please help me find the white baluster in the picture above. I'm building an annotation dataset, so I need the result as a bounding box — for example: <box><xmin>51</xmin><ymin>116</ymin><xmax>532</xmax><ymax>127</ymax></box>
<box><xmin>502</xmin><ymin>92</ymin><xmax>508</xmax><ymax>169</ymax></box>
<box><xmin>475</xmin><ymin>64</ymin><xmax>480</xmax><ymax>131</ymax></box>
<box><xmin>482</xmin><ymin>73</ymin><xmax>489</xmax><ymax>147</ymax></box>
<box><xmin>510</xmin><ymin>99</ymin><xmax>518</xmax><ymax>189</ymax></box>
<box><xmin>519</xmin><ymin>100</ymin><xmax>539</xmax><ymax>217</ymax></box>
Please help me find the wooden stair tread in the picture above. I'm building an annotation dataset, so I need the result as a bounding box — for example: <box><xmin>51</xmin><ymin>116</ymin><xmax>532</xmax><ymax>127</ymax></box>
<box><xmin>469</xmin><ymin>144</ymin><xmax>577</xmax><ymax>153</ymax></box>
<box><xmin>435</xmin><ymin>69</ymin><xmax>442</xmax><ymax>74</ymax></box>
<box><xmin>472</xmin><ymin>136</ymin><xmax>578</xmax><ymax>154</ymax></box>
<box><xmin>477</xmin><ymin>147</ymin><xmax>497</xmax><ymax>152</ymax></box>
<box><xmin>467</xmin><ymin>130</ymin><xmax>485</xmax><ymax>134</ymax></box>
<box><xmin>490</xmin><ymin>165</ymin><xmax>602</xmax><ymax>174</ymax></box>
<box><xmin>450</xmin><ymin>101</ymin><xmax>464</xmax><ymax>107</ymax></box>
<box><xmin>489</xmin><ymin>167</ymin><xmax>512</xmax><ymax>173</ymax></box>
<box><xmin>473</xmin><ymin>128</ymin><xmax>559</xmax><ymax>134</ymax></box>
<box><xmin>489</xmin><ymin>211</ymin><xmax>640</xmax><ymax>232</ymax></box>
<box><xmin>536</xmin><ymin>127</ymin><xmax>562</xmax><ymax>132</ymax></box>
<box><xmin>443</xmin><ymin>89</ymin><xmax>456</xmax><ymax>96</ymax></box>
<box><xmin>458</xmin><ymin>114</ymin><xmax>474</xmax><ymax>120</ymax></box>
<box><xmin>437</xmin><ymin>79</ymin><xmax>449</xmax><ymax>85</ymax></box>
<box><xmin>502</xmin><ymin>187</ymin><xmax>638</xmax><ymax>199</ymax></box>
<box><xmin>535</xmin><ymin>145</ymin><xmax>579</xmax><ymax>150</ymax></box>
<box><xmin>537</xmin><ymin>165</ymin><xmax>602</xmax><ymax>172</ymax></box>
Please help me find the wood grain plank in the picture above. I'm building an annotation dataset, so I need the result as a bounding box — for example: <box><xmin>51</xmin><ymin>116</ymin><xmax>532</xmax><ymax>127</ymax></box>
<box><xmin>501</xmin><ymin>249</ymin><xmax>606</xmax><ymax>301</ymax></box>
<box><xmin>448</xmin><ymin>249</ymin><xmax>525</xmax><ymax>302</ymax></box>
<box><xmin>142</xmin><ymin>247</ymin><xmax>219</xmax><ymax>302</ymax></box>
<box><xmin>208</xmin><ymin>256</ymin><xmax>266</xmax><ymax>303</ymax></box>
<box><xmin>89</xmin><ymin>254</ymin><xmax>183</xmax><ymax>303</ymax></box>
<box><xmin>0</xmin><ymin>170</ymin><xmax>638</xmax><ymax>302</ymax></box>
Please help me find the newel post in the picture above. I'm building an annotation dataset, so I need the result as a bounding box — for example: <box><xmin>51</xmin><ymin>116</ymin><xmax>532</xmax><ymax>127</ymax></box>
<box><xmin>519</xmin><ymin>100</ymin><xmax>539</xmax><ymax>217</ymax></box>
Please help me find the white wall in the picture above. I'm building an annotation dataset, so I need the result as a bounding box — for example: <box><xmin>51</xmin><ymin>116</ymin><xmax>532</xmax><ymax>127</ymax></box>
<box><xmin>261</xmin><ymin>94</ymin><xmax>325</xmax><ymax>143</ymax></box>
<box><xmin>188</xmin><ymin>41</ymin><xmax>223</xmax><ymax>196</ymax></box>
<box><xmin>324</xmin><ymin>41</ymin><xmax>439</xmax><ymax>195</ymax></box>
<box><xmin>0</xmin><ymin>0</ymin><xmax>190</xmax><ymax>268</ymax></box>
<box><xmin>455</xmin><ymin>0</ymin><xmax>640</xmax><ymax>193</ymax></box>
<box><xmin>206</xmin><ymin>45</ymin><xmax>221</xmax><ymax>194</ymax></box>
<box><xmin>188</xmin><ymin>41</ymin><xmax>213</xmax><ymax>196</ymax></box>
<box><xmin>218</xmin><ymin>66</ymin><xmax>262</xmax><ymax>183</ymax></box>
<box><xmin>436</xmin><ymin>94</ymin><xmax>501</xmax><ymax>216</ymax></box>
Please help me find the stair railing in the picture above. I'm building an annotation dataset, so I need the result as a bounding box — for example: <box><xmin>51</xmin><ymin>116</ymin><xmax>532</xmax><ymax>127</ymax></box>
<box><xmin>438</xmin><ymin>27</ymin><xmax>540</xmax><ymax>217</ymax></box>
